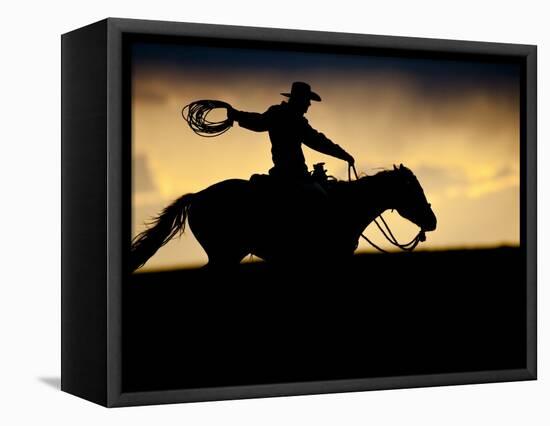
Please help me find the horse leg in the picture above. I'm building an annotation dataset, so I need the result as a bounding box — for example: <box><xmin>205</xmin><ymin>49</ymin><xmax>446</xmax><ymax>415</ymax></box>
<box><xmin>204</xmin><ymin>248</ymin><xmax>248</xmax><ymax>269</ymax></box>
<box><xmin>190</xmin><ymin>215</ymin><xmax>250</xmax><ymax>268</ymax></box>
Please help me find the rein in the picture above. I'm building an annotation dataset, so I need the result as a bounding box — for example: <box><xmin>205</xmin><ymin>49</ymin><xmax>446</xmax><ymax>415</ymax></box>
<box><xmin>348</xmin><ymin>164</ymin><xmax>425</xmax><ymax>254</ymax></box>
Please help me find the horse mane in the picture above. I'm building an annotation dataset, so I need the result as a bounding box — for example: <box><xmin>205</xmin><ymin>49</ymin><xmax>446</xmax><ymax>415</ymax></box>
<box><xmin>332</xmin><ymin>168</ymin><xmax>396</xmax><ymax>188</ymax></box>
<box><xmin>327</xmin><ymin>167</ymin><xmax>416</xmax><ymax>205</ymax></box>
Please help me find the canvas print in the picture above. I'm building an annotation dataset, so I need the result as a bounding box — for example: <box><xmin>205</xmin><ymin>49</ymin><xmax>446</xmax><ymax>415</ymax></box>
<box><xmin>123</xmin><ymin>37</ymin><xmax>525</xmax><ymax>392</ymax></box>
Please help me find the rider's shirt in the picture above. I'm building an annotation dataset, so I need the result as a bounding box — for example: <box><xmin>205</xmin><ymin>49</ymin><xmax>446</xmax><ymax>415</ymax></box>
<box><xmin>234</xmin><ymin>101</ymin><xmax>350</xmax><ymax>179</ymax></box>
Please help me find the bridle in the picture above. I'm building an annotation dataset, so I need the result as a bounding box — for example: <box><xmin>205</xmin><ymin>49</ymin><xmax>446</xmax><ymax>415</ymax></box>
<box><xmin>348</xmin><ymin>164</ymin><xmax>426</xmax><ymax>254</ymax></box>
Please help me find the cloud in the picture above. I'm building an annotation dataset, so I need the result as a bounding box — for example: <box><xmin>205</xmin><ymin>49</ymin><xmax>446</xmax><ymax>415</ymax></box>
<box><xmin>133</xmin><ymin>154</ymin><xmax>157</xmax><ymax>193</ymax></box>
<box><xmin>132</xmin><ymin>80</ymin><xmax>169</xmax><ymax>105</ymax></box>
<box><xmin>425</xmin><ymin>185</ymin><xmax>519</xmax><ymax>247</ymax></box>
<box><xmin>413</xmin><ymin>164</ymin><xmax>468</xmax><ymax>193</ymax></box>
<box><xmin>492</xmin><ymin>165</ymin><xmax>517</xmax><ymax>180</ymax></box>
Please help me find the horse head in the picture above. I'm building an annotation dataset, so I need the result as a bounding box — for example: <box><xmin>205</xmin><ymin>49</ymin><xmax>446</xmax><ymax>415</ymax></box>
<box><xmin>391</xmin><ymin>164</ymin><xmax>437</xmax><ymax>233</ymax></box>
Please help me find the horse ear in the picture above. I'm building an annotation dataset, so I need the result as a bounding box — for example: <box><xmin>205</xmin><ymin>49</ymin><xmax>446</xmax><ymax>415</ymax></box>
<box><xmin>399</xmin><ymin>163</ymin><xmax>404</xmax><ymax>169</ymax></box>
<box><xmin>393</xmin><ymin>164</ymin><xmax>398</xmax><ymax>171</ymax></box>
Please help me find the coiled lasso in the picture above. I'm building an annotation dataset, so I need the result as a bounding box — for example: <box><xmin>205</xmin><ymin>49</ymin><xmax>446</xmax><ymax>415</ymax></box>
<box><xmin>181</xmin><ymin>99</ymin><xmax>234</xmax><ymax>138</ymax></box>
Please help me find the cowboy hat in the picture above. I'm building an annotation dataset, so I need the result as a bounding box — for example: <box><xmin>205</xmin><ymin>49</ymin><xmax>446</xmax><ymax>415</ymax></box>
<box><xmin>281</xmin><ymin>81</ymin><xmax>321</xmax><ymax>102</ymax></box>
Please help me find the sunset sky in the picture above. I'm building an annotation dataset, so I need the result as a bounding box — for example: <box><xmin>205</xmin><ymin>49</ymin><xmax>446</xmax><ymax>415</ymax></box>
<box><xmin>131</xmin><ymin>41</ymin><xmax>521</xmax><ymax>271</ymax></box>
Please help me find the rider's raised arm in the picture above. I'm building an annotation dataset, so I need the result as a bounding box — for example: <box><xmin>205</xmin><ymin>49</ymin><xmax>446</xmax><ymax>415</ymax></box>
<box><xmin>230</xmin><ymin>107</ymin><xmax>273</xmax><ymax>132</ymax></box>
<box><xmin>302</xmin><ymin>122</ymin><xmax>354</xmax><ymax>163</ymax></box>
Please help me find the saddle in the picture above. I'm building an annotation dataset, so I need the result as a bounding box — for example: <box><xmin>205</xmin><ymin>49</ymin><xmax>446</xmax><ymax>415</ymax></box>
<box><xmin>249</xmin><ymin>162</ymin><xmax>334</xmax><ymax>192</ymax></box>
<box><xmin>248</xmin><ymin>163</ymin><xmax>335</xmax><ymax>229</ymax></box>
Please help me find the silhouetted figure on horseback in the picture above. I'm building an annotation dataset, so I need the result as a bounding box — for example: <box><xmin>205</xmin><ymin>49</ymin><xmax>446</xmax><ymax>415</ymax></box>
<box><xmin>131</xmin><ymin>83</ymin><xmax>437</xmax><ymax>271</ymax></box>
<box><xmin>228</xmin><ymin>81</ymin><xmax>355</xmax><ymax>181</ymax></box>
<box><xmin>226</xmin><ymin>82</ymin><xmax>355</xmax><ymax>258</ymax></box>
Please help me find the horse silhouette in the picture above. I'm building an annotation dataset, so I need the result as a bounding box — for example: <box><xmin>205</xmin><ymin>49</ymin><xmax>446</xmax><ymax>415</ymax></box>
<box><xmin>130</xmin><ymin>164</ymin><xmax>436</xmax><ymax>271</ymax></box>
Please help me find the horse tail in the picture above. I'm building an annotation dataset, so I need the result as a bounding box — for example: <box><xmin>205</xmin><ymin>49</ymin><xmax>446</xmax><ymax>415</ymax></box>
<box><xmin>130</xmin><ymin>193</ymin><xmax>195</xmax><ymax>271</ymax></box>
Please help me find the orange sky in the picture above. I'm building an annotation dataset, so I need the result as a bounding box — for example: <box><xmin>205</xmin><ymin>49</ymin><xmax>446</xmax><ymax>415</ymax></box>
<box><xmin>131</xmin><ymin>43</ymin><xmax>520</xmax><ymax>271</ymax></box>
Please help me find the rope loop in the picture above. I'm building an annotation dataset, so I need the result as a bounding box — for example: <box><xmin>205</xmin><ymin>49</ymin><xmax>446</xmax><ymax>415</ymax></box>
<box><xmin>181</xmin><ymin>100</ymin><xmax>233</xmax><ymax>138</ymax></box>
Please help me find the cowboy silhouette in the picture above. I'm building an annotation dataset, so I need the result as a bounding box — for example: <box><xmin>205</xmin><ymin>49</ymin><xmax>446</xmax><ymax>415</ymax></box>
<box><xmin>227</xmin><ymin>82</ymin><xmax>355</xmax><ymax>181</ymax></box>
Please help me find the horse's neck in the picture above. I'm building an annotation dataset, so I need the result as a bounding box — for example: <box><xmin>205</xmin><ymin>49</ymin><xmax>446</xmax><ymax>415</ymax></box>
<box><xmin>352</xmin><ymin>204</ymin><xmax>387</xmax><ymax>237</ymax></box>
<box><xmin>338</xmin><ymin>176</ymin><xmax>395</xmax><ymax>235</ymax></box>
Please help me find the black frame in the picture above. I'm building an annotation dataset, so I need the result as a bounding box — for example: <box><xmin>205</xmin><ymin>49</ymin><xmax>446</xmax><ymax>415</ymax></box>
<box><xmin>61</xmin><ymin>17</ymin><xmax>537</xmax><ymax>407</ymax></box>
